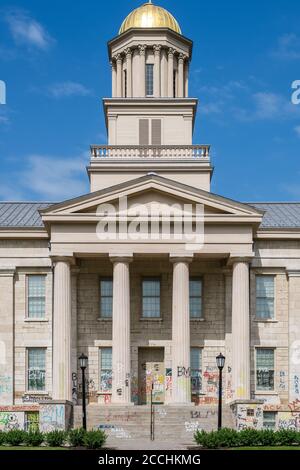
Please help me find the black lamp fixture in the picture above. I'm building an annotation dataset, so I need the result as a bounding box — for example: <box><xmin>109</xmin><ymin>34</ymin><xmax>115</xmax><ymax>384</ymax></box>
<box><xmin>216</xmin><ymin>353</ymin><xmax>225</xmax><ymax>430</ymax></box>
<box><xmin>78</xmin><ymin>353</ymin><xmax>88</xmax><ymax>430</ymax></box>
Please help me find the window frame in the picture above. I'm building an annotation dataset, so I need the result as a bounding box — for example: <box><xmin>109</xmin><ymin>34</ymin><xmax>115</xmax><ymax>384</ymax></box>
<box><xmin>263</xmin><ymin>411</ymin><xmax>277</xmax><ymax>430</ymax></box>
<box><xmin>141</xmin><ymin>277</ymin><xmax>161</xmax><ymax>319</ymax></box>
<box><xmin>145</xmin><ymin>63</ymin><xmax>154</xmax><ymax>97</ymax></box>
<box><xmin>99</xmin><ymin>347</ymin><xmax>112</xmax><ymax>393</ymax></box>
<box><xmin>99</xmin><ymin>277</ymin><xmax>113</xmax><ymax>319</ymax></box>
<box><xmin>26</xmin><ymin>347</ymin><xmax>46</xmax><ymax>393</ymax></box>
<box><xmin>190</xmin><ymin>347</ymin><xmax>203</xmax><ymax>396</ymax></box>
<box><xmin>26</xmin><ymin>274</ymin><xmax>46</xmax><ymax>320</ymax></box>
<box><xmin>255</xmin><ymin>347</ymin><xmax>276</xmax><ymax>393</ymax></box>
<box><xmin>255</xmin><ymin>274</ymin><xmax>276</xmax><ymax>321</ymax></box>
<box><xmin>189</xmin><ymin>277</ymin><xmax>204</xmax><ymax>320</ymax></box>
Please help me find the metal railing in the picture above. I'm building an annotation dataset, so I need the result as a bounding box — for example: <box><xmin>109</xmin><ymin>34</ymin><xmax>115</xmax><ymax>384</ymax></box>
<box><xmin>90</xmin><ymin>145</ymin><xmax>210</xmax><ymax>159</ymax></box>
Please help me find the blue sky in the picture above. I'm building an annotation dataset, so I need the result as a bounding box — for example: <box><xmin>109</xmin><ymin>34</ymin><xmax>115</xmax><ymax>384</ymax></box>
<box><xmin>0</xmin><ymin>0</ymin><xmax>300</xmax><ymax>202</ymax></box>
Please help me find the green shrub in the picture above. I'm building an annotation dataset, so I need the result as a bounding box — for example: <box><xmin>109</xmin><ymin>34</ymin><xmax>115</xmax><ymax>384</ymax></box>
<box><xmin>0</xmin><ymin>431</ymin><xmax>6</xmax><ymax>446</ymax></box>
<box><xmin>24</xmin><ymin>430</ymin><xmax>44</xmax><ymax>447</ymax></box>
<box><xmin>83</xmin><ymin>430</ymin><xmax>106</xmax><ymax>449</ymax></box>
<box><xmin>5</xmin><ymin>429</ymin><xmax>27</xmax><ymax>446</ymax></box>
<box><xmin>275</xmin><ymin>429</ymin><xmax>297</xmax><ymax>446</ymax></box>
<box><xmin>259</xmin><ymin>429</ymin><xmax>276</xmax><ymax>446</ymax></box>
<box><xmin>45</xmin><ymin>430</ymin><xmax>66</xmax><ymax>447</ymax></box>
<box><xmin>68</xmin><ymin>428</ymin><xmax>86</xmax><ymax>447</ymax></box>
<box><xmin>216</xmin><ymin>428</ymin><xmax>239</xmax><ymax>447</ymax></box>
<box><xmin>238</xmin><ymin>429</ymin><xmax>261</xmax><ymax>447</ymax></box>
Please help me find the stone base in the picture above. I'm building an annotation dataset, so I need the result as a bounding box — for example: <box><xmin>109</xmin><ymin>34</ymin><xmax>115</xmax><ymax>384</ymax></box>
<box><xmin>230</xmin><ymin>400</ymin><xmax>264</xmax><ymax>431</ymax></box>
<box><xmin>39</xmin><ymin>400</ymin><xmax>73</xmax><ymax>432</ymax></box>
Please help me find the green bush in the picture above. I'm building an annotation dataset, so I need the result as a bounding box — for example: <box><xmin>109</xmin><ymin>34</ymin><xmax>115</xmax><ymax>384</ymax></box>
<box><xmin>68</xmin><ymin>428</ymin><xmax>86</xmax><ymax>447</ymax></box>
<box><xmin>259</xmin><ymin>429</ymin><xmax>276</xmax><ymax>446</ymax></box>
<box><xmin>83</xmin><ymin>430</ymin><xmax>107</xmax><ymax>449</ymax></box>
<box><xmin>24</xmin><ymin>430</ymin><xmax>44</xmax><ymax>447</ymax></box>
<box><xmin>275</xmin><ymin>429</ymin><xmax>297</xmax><ymax>446</ymax></box>
<box><xmin>45</xmin><ymin>430</ymin><xmax>66</xmax><ymax>447</ymax></box>
<box><xmin>5</xmin><ymin>429</ymin><xmax>27</xmax><ymax>446</ymax></box>
<box><xmin>0</xmin><ymin>431</ymin><xmax>6</xmax><ymax>445</ymax></box>
<box><xmin>238</xmin><ymin>428</ymin><xmax>261</xmax><ymax>447</ymax></box>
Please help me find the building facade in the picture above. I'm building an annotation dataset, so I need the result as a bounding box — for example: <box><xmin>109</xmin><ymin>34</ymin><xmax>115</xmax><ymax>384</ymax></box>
<box><xmin>0</xmin><ymin>2</ymin><xmax>300</xmax><ymax>439</ymax></box>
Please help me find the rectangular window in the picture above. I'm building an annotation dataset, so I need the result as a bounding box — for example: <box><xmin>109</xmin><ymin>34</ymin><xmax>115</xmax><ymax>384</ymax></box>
<box><xmin>146</xmin><ymin>64</ymin><xmax>154</xmax><ymax>96</ymax></box>
<box><xmin>139</xmin><ymin>119</ymin><xmax>149</xmax><ymax>145</ymax></box>
<box><xmin>142</xmin><ymin>278</ymin><xmax>161</xmax><ymax>318</ymax></box>
<box><xmin>151</xmin><ymin>119</ymin><xmax>161</xmax><ymax>146</ymax></box>
<box><xmin>27</xmin><ymin>348</ymin><xmax>46</xmax><ymax>391</ymax></box>
<box><xmin>256</xmin><ymin>348</ymin><xmax>275</xmax><ymax>391</ymax></box>
<box><xmin>27</xmin><ymin>275</ymin><xmax>46</xmax><ymax>319</ymax></box>
<box><xmin>256</xmin><ymin>275</ymin><xmax>275</xmax><ymax>319</ymax></box>
<box><xmin>191</xmin><ymin>348</ymin><xmax>202</xmax><ymax>394</ymax></box>
<box><xmin>263</xmin><ymin>411</ymin><xmax>277</xmax><ymax>430</ymax></box>
<box><xmin>189</xmin><ymin>278</ymin><xmax>203</xmax><ymax>319</ymax></box>
<box><xmin>25</xmin><ymin>411</ymin><xmax>39</xmax><ymax>432</ymax></box>
<box><xmin>99</xmin><ymin>348</ymin><xmax>112</xmax><ymax>392</ymax></box>
<box><xmin>100</xmin><ymin>278</ymin><xmax>113</xmax><ymax>318</ymax></box>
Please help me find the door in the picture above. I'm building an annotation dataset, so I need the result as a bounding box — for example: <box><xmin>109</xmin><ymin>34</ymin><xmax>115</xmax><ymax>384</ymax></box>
<box><xmin>138</xmin><ymin>347</ymin><xmax>165</xmax><ymax>405</ymax></box>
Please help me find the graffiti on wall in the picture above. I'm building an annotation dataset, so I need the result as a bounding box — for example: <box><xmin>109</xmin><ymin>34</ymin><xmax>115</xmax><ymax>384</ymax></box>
<box><xmin>72</xmin><ymin>372</ymin><xmax>97</xmax><ymax>402</ymax></box>
<box><xmin>0</xmin><ymin>376</ymin><xmax>12</xmax><ymax>401</ymax></box>
<box><xmin>278</xmin><ymin>412</ymin><xmax>300</xmax><ymax>430</ymax></box>
<box><xmin>98</xmin><ymin>424</ymin><xmax>131</xmax><ymax>439</ymax></box>
<box><xmin>0</xmin><ymin>412</ymin><xmax>24</xmax><ymax>431</ymax></box>
<box><xmin>39</xmin><ymin>404</ymin><xmax>65</xmax><ymax>433</ymax></box>
<box><xmin>279</xmin><ymin>370</ymin><xmax>287</xmax><ymax>391</ymax></box>
<box><xmin>233</xmin><ymin>404</ymin><xmax>263</xmax><ymax>431</ymax></box>
<box><xmin>294</xmin><ymin>375</ymin><xmax>300</xmax><ymax>398</ymax></box>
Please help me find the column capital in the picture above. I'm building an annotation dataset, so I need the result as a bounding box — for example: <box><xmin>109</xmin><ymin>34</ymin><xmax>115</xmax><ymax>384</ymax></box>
<box><xmin>124</xmin><ymin>47</ymin><xmax>132</xmax><ymax>57</ymax></box>
<box><xmin>0</xmin><ymin>268</ymin><xmax>15</xmax><ymax>278</ymax></box>
<box><xmin>169</xmin><ymin>254</ymin><xmax>194</xmax><ymax>264</ymax></box>
<box><xmin>109</xmin><ymin>254</ymin><xmax>133</xmax><ymax>264</ymax></box>
<box><xmin>178</xmin><ymin>53</ymin><xmax>187</xmax><ymax>62</ymax></box>
<box><xmin>227</xmin><ymin>256</ymin><xmax>253</xmax><ymax>266</ymax></box>
<box><xmin>287</xmin><ymin>270</ymin><xmax>300</xmax><ymax>278</ymax></box>
<box><xmin>168</xmin><ymin>47</ymin><xmax>176</xmax><ymax>57</ymax></box>
<box><xmin>114</xmin><ymin>53</ymin><xmax>122</xmax><ymax>63</ymax></box>
<box><xmin>51</xmin><ymin>256</ymin><xmax>76</xmax><ymax>265</ymax></box>
<box><xmin>153</xmin><ymin>44</ymin><xmax>162</xmax><ymax>55</ymax></box>
<box><xmin>138</xmin><ymin>44</ymin><xmax>147</xmax><ymax>55</ymax></box>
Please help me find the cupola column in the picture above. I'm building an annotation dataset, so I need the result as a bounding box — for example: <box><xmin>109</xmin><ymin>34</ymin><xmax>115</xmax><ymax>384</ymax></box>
<box><xmin>138</xmin><ymin>45</ymin><xmax>146</xmax><ymax>97</ymax></box>
<box><xmin>178</xmin><ymin>54</ymin><xmax>185</xmax><ymax>98</ymax></box>
<box><xmin>168</xmin><ymin>48</ymin><xmax>175</xmax><ymax>98</ymax></box>
<box><xmin>125</xmin><ymin>48</ymin><xmax>132</xmax><ymax>98</ymax></box>
<box><xmin>185</xmin><ymin>59</ymin><xmax>189</xmax><ymax>97</ymax></box>
<box><xmin>116</xmin><ymin>54</ymin><xmax>123</xmax><ymax>98</ymax></box>
<box><xmin>153</xmin><ymin>45</ymin><xmax>161</xmax><ymax>97</ymax></box>
<box><xmin>111</xmin><ymin>60</ymin><xmax>117</xmax><ymax>98</ymax></box>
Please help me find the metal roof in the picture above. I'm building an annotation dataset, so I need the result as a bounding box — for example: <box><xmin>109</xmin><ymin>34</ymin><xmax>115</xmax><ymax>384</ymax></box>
<box><xmin>1</xmin><ymin>201</ymin><xmax>300</xmax><ymax>229</ymax></box>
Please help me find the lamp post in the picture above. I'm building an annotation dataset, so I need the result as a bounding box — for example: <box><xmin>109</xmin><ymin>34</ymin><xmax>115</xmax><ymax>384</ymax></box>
<box><xmin>79</xmin><ymin>353</ymin><xmax>88</xmax><ymax>430</ymax></box>
<box><xmin>216</xmin><ymin>353</ymin><xmax>225</xmax><ymax>430</ymax></box>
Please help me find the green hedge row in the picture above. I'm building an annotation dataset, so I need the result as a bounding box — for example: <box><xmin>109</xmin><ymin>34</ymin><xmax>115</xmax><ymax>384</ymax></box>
<box><xmin>0</xmin><ymin>428</ymin><xmax>106</xmax><ymax>449</ymax></box>
<box><xmin>194</xmin><ymin>428</ymin><xmax>300</xmax><ymax>449</ymax></box>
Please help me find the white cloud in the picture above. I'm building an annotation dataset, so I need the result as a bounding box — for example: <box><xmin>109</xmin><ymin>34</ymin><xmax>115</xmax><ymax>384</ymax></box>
<box><xmin>273</xmin><ymin>33</ymin><xmax>300</xmax><ymax>60</ymax></box>
<box><xmin>5</xmin><ymin>10</ymin><xmax>54</xmax><ymax>51</ymax></box>
<box><xmin>0</xmin><ymin>154</ymin><xmax>89</xmax><ymax>201</ymax></box>
<box><xmin>47</xmin><ymin>81</ymin><xmax>92</xmax><ymax>98</ymax></box>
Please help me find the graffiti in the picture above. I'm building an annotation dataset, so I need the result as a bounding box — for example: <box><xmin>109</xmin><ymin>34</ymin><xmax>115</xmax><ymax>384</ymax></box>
<box><xmin>39</xmin><ymin>404</ymin><xmax>64</xmax><ymax>432</ymax></box>
<box><xmin>196</xmin><ymin>396</ymin><xmax>218</xmax><ymax>405</ymax></box>
<box><xmin>101</xmin><ymin>371</ymin><xmax>113</xmax><ymax>392</ymax></box>
<box><xmin>288</xmin><ymin>399</ymin><xmax>300</xmax><ymax>415</ymax></box>
<box><xmin>177</xmin><ymin>367</ymin><xmax>191</xmax><ymax>378</ymax></box>
<box><xmin>71</xmin><ymin>373</ymin><xmax>97</xmax><ymax>401</ymax></box>
<box><xmin>233</xmin><ymin>404</ymin><xmax>263</xmax><ymax>431</ymax></box>
<box><xmin>185</xmin><ymin>421</ymin><xmax>202</xmax><ymax>433</ymax></box>
<box><xmin>279</xmin><ymin>370</ymin><xmax>287</xmax><ymax>391</ymax></box>
<box><xmin>0</xmin><ymin>376</ymin><xmax>12</xmax><ymax>398</ymax></box>
<box><xmin>98</xmin><ymin>424</ymin><xmax>131</xmax><ymax>439</ymax></box>
<box><xmin>278</xmin><ymin>412</ymin><xmax>299</xmax><ymax>430</ymax></box>
<box><xmin>157</xmin><ymin>408</ymin><xmax>167</xmax><ymax>418</ymax></box>
<box><xmin>104</xmin><ymin>411</ymin><xmax>138</xmax><ymax>423</ymax></box>
<box><xmin>294</xmin><ymin>375</ymin><xmax>300</xmax><ymax>396</ymax></box>
<box><xmin>203</xmin><ymin>367</ymin><xmax>218</xmax><ymax>397</ymax></box>
<box><xmin>191</xmin><ymin>410</ymin><xmax>216</xmax><ymax>419</ymax></box>
<box><xmin>0</xmin><ymin>412</ymin><xmax>24</xmax><ymax>431</ymax></box>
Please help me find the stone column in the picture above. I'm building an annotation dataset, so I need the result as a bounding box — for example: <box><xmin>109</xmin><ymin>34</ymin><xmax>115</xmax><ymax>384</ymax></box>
<box><xmin>53</xmin><ymin>258</ymin><xmax>72</xmax><ymax>401</ymax></box>
<box><xmin>125</xmin><ymin>48</ymin><xmax>132</xmax><ymax>98</ymax></box>
<box><xmin>168</xmin><ymin>48</ymin><xmax>175</xmax><ymax>98</ymax></box>
<box><xmin>153</xmin><ymin>45</ymin><xmax>161</xmax><ymax>97</ymax></box>
<box><xmin>111</xmin><ymin>60</ymin><xmax>117</xmax><ymax>98</ymax></box>
<box><xmin>71</xmin><ymin>268</ymin><xmax>79</xmax><ymax>403</ymax></box>
<box><xmin>185</xmin><ymin>60</ymin><xmax>189</xmax><ymax>97</ymax></box>
<box><xmin>178</xmin><ymin>54</ymin><xmax>185</xmax><ymax>98</ymax></box>
<box><xmin>287</xmin><ymin>271</ymin><xmax>300</xmax><ymax>403</ymax></box>
<box><xmin>116</xmin><ymin>54</ymin><xmax>123</xmax><ymax>98</ymax></box>
<box><xmin>0</xmin><ymin>269</ymin><xmax>15</xmax><ymax>405</ymax></box>
<box><xmin>170</xmin><ymin>256</ymin><xmax>193</xmax><ymax>404</ymax></box>
<box><xmin>110</xmin><ymin>255</ymin><xmax>132</xmax><ymax>404</ymax></box>
<box><xmin>231</xmin><ymin>259</ymin><xmax>250</xmax><ymax>400</ymax></box>
<box><xmin>138</xmin><ymin>45</ymin><xmax>146</xmax><ymax>97</ymax></box>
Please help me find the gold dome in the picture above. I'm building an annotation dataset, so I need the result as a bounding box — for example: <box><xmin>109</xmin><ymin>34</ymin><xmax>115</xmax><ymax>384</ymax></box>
<box><xmin>119</xmin><ymin>2</ymin><xmax>182</xmax><ymax>35</ymax></box>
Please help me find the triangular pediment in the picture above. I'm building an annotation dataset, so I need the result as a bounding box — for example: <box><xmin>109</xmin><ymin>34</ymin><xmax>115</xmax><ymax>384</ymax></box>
<box><xmin>40</xmin><ymin>175</ymin><xmax>263</xmax><ymax>224</ymax></box>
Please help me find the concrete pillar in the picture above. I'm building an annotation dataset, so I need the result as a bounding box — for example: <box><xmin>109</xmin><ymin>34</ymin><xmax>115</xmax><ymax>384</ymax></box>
<box><xmin>168</xmin><ymin>48</ymin><xmax>175</xmax><ymax>98</ymax></box>
<box><xmin>185</xmin><ymin>60</ymin><xmax>189</xmax><ymax>97</ymax></box>
<box><xmin>53</xmin><ymin>258</ymin><xmax>72</xmax><ymax>401</ymax></box>
<box><xmin>170</xmin><ymin>256</ymin><xmax>193</xmax><ymax>404</ymax></box>
<box><xmin>161</xmin><ymin>48</ymin><xmax>168</xmax><ymax>97</ymax></box>
<box><xmin>153</xmin><ymin>45</ymin><xmax>161</xmax><ymax>97</ymax></box>
<box><xmin>178</xmin><ymin>54</ymin><xmax>185</xmax><ymax>98</ymax></box>
<box><xmin>0</xmin><ymin>269</ymin><xmax>15</xmax><ymax>405</ymax></box>
<box><xmin>71</xmin><ymin>268</ymin><xmax>79</xmax><ymax>403</ymax></box>
<box><xmin>111</xmin><ymin>255</ymin><xmax>132</xmax><ymax>404</ymax></box>
<box><xmin>111</xmin><ymin>60</ymin><xmax>117</xmax><ymax>98</ymax></box>
<box><xmin>116</xmin><ymin>54</ymin><xmax>122</xmax><ymax>98</ymax></box>
<box><xmin>138</xmin><ymin>45</ymin><xmax>146</xmax><ymax>97</ymax></box>
<box><xmin>287</xmin><ymin>271</ymin><xmax>300</xmax><ymax>403</ymax></box>
<box><xmin>125</xmin><ymin>48</ymin><xmax>132</xmax><ymax>98</ymax></box>
<box><xmin>231</xmin><ymin>259</ymin><xmax>250</xmax><ymax>400</ymax></box>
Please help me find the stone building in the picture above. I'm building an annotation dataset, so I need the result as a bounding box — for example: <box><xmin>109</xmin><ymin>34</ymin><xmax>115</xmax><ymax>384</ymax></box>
<box><xmin>0</xmin><ymin>2</ymin><xmax>300</xmax><ymax>442</ymax></box>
